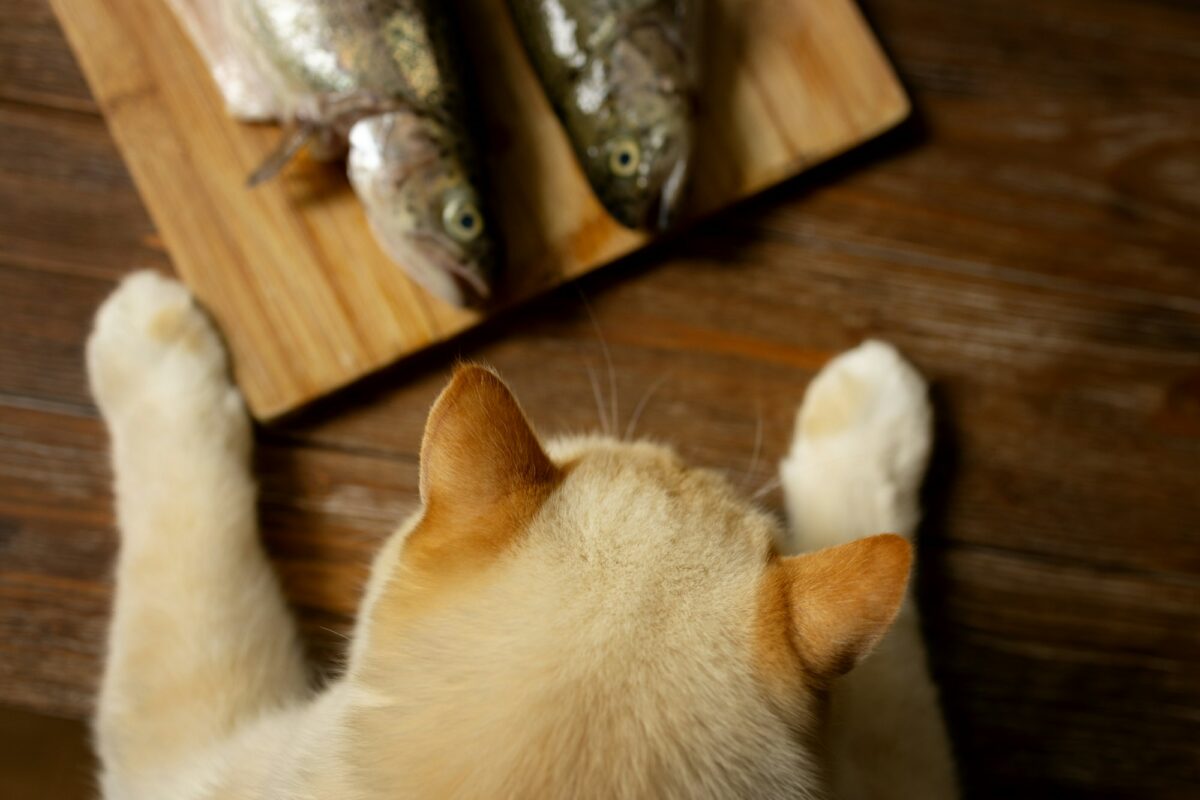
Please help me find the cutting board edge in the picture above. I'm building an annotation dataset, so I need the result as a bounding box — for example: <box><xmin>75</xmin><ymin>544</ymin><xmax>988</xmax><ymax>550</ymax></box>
<box><xmin>249</xmin><ymin>94</ymin><xmax>913</xmax><ymax>422</ymax></box>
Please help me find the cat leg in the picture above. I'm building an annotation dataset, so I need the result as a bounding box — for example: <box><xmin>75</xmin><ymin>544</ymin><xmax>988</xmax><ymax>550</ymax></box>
<box><xmin>88</xmin><ymin>272</ymin><xmax>309</xmax><ymax>797</ymax></box>
<box><xmin>779</xmin><ymin>340</ymin><xmax>957</xmax><ymax>799</ymax></box>
<box><xmin>780</xmin><ymin>340</ymin><xmax>932</xmax><ymax>551</ymax></box>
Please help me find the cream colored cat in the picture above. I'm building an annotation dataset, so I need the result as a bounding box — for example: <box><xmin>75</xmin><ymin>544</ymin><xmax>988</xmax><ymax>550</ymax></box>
<box><xmin>87</xmin><ymin>271</ymin><xmax>957</xmax><ymax>799</ymax></box>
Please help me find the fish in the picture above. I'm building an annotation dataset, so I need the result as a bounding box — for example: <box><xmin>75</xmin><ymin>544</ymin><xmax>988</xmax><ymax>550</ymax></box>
<box><xmin>167</xmin><ymin>0</ymin><xmax>496</xmax><ymax>307</ymax></box>
<box><xmin>506</xmin><ymin>0</ymin><xmax>698</xmax><ymax>231</ymax></box>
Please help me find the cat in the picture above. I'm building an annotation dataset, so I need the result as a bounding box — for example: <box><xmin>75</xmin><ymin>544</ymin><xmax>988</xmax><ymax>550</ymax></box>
<box><xmin>86</xmin><ymin>270</ymin><xmax>957</xmax><ymax>799</ymax></box>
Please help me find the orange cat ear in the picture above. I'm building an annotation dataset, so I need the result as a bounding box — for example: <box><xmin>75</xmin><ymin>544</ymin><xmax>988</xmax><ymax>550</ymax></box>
<box><xmin>419</xmin><ymin>365</ymin><xmax>558</xmax><ymax>527</ymax></box>
<box><xmin>761</xmin><ymin>535</ymin><xmax>912</xmax><ymax>681</ymax></box>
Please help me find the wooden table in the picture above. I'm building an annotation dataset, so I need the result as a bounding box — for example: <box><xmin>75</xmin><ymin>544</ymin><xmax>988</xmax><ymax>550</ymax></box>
<box><xmin>1</xmin><ymin>0</ymin><xmax>1198</xmax><ymax>796</ymax></box>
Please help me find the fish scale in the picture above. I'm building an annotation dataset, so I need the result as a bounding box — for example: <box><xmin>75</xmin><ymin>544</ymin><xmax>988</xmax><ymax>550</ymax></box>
<box><xmin>508</xmin><ymin>0</ymin><xmax>697</xmax><ymax>230</ymax></box>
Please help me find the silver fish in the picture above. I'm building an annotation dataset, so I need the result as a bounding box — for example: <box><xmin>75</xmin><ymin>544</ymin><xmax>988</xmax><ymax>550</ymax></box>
<box><xmin>507</xmin><ymin>0</ymin><xmax>698</xmax><ymax>230</ymax></box>
<box><xmin>170</xmin><ymin>0</ymin><xmax>496</xmax><ymax>307</ymax></box>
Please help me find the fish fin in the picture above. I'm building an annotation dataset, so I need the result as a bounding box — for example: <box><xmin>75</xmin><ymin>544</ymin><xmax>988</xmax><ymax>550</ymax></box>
<box><xmin>246</xmin><ymin>124</ymin><xmax>315</xmax><ymax>187</ymax></box>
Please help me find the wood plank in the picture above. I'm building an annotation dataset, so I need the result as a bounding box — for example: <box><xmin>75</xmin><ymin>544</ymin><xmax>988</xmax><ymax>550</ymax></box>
<box><xmin>0</xmin><ymin>102</ymin><xmax>166</xmax><ymax>281</ymax></box>
<box><xmin>47</xmin><ymin>0</ymin><xmax>910</xmax><ymax>418</ymax></box>
<box><xmin>0</xmin><ymin>404</ymin><xmax>112</xmax><ymax>717</ymax></box>
<box><xmin>0</xmin><ymin>705</ymin><xmax>94</xmax><ymax>799</ymax></box>
<box><xmin>0</xmin><ymin>0</ymin><xmax>94</xmax><ymax>112</ymax></box>
<box><xmin>929</xmin><ymin>547</ymin><xmax>1200</xmax><ymax>796</ymax></box>
<box><xmin>0</xmin><ymin>264</ymin><xmax>112</xmax><ymax>406</ymax></box>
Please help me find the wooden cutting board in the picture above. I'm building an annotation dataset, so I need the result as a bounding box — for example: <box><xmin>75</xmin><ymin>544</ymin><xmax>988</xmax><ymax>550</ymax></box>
<box><xmin>49</xmin><ymin>0</ymin><xmax>909</xmax><ymax>420</ymax></box>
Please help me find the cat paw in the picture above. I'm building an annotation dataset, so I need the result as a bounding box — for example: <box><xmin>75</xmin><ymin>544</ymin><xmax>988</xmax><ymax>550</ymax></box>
<box><xmin>779</xmin><ymin>341</ymin><xmax>932</xmax><ymax>551</ymax></box>
<box><xmin>87</xmin><ymin>271</ymin><xmax>242</xmax><ymax>426</ymax></box>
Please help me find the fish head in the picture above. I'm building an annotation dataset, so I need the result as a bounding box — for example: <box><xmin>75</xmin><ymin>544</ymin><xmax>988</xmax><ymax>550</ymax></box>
<box><xmin>348</xmin><ymin>113</ymin><xmax>495</xmax><ymax>308</ymax></box>
<box><xmin>579</xmin><ymin>35</ymin><xmax>693</xmax><ymax>230</ymax></box>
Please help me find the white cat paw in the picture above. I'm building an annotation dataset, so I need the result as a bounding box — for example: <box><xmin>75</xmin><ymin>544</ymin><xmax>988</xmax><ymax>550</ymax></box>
<box><xmin>779</xmin><ymin>341</ymin><xmax>932</xmax><ymax>551</ymax></box>
<box><xmin>87</xmin><ymin>271</ymin><xmax>242</xmax><ymax>426</ymax></box>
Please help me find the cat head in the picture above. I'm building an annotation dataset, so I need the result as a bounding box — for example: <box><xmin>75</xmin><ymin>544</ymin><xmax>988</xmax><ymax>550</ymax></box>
<box><xmin>344</xmin><ymin>365</ymin><xmax>910</xmax><ymax>797</ymax></box>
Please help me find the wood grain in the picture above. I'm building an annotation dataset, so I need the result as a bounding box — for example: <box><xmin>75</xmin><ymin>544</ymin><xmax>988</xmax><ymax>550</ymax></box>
<box><xmin>2</xmin><ymin>0</ymin><xmax>1200</xmax><ymax>796</ymax></box>
<box><xmin>46</xmin><ymin>0</ymin><xmax>910</xmax><ymax>419</ymax></box>
<box><xmin>0</xmin><ymin>706</ymin><xmax>94</xmax><ymax>799</ymax></box>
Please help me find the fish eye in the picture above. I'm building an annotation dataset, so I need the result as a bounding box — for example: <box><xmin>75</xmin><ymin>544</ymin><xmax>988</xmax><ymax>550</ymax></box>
<box><xmin>443</xmin><ymin>193</ymin><xmax>484</xmax><ymax>243</ymax></box>
<box><xmin>609</xmin><ymin>139</ymin><xmax>641</xmax><ymax>177</ymax></box>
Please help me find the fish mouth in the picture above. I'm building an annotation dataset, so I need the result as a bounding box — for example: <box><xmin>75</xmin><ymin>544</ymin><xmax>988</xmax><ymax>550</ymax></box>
<box><xmin>391</xmin><ymin>231</ymin><xmax>493</xmax><ymax>308</ymax></box>
<box><xmin>413</xmin><ymin>233</ymin><xmax>493</xmax><ymax>307</ymax></box>
<box><xmin>654</xmin><ymin>150</ymin><xmax>690</xmax><ymax>231</ymax></box>
<box><xmin>360</xmin><ymin>196</ymin><xmax>492</xmax><ymax>307</ymax></box>
<box><xmin>353</xmin><ymin>174</ymin><xmax>493</xmax><ymax>307</ymax></box>
<box><xmin>607</xmin><ymin>141</ymin><xmax>692</xmax><ymax>231</ymax></box>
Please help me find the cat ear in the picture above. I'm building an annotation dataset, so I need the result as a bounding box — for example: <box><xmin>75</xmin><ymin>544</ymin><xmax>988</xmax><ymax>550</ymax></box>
<box><xmin>419</xmin><ymin>364</ymin><xmax>558</xmax><ymax>521</ymax></box>
<box><xmin>765</xmin><ymin>534</ymin><xmax>912</xmax><ymax>680</ymax></box>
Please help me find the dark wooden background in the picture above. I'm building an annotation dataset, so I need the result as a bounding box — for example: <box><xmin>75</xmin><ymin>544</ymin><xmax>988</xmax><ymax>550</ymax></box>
<box><xmin>1</xmin><ymin>0</ymin><xmax>1198</xmax><ymax>796</ymax></box>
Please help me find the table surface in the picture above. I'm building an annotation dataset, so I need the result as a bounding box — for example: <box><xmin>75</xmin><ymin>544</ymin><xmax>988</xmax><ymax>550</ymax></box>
<box><xmin>2</xmin><ymin>0</ymin><xmax>1198</xmax><ymax>796</ymax></box>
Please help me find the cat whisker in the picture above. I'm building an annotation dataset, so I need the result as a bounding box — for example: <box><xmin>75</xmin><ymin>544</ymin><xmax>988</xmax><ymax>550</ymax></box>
<box><xmin>624</xmin><ymin>372</ymin><xmax>671</xmax><ymax>441</ymax></box>
<box><xmin>742</xmin><ymin>398</ymin><xmax>764</xmax><ymax>489</ymax></box>
<box><xmin>586</xmin><ymin>362</ymin><xmax>611</xmax><ymax>435</ymax></box>
<box><xmin>751</xmin><ymin>475</ymin><xmax>782</xmax><ymax>501</ymax></box>
<box><xmin>579</xmin><ymin>290</ymin><xmax>619</xmax><ymax>437</ymax></box>
<box><xmin>319</xmin><ymin>625</ymin><xmax>351</xmax><ymax>642</ymax></box>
